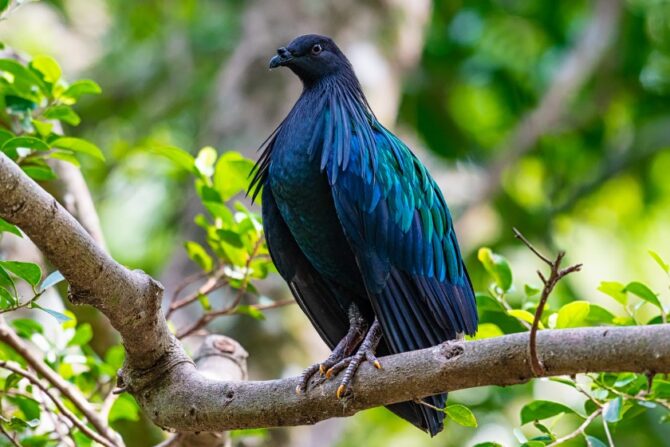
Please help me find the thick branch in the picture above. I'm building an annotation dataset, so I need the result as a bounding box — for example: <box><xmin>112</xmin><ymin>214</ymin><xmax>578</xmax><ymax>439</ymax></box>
<box><xmin>0</xmin><ymin>153</ymin><xmax>186</xmax><ymax>392</ymax></box>
<box><xmin>1</xmin><ymin>152</ymin><xmax>669</xmax><ymax>434</ymax></box>
<box><xmin>138</xmin><ymin>325</ymin><xmax>670</xmax><ymax>431</ymax></box>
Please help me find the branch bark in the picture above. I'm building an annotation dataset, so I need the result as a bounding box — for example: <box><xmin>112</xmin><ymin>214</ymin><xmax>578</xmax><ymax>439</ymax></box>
<box><xmin>1</xmin><ymin>151</ymin><xmax>670</xmax><ymax>434</ymax></box>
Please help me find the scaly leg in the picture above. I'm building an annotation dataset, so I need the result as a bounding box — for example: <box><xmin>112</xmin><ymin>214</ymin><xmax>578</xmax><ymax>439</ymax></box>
<box><xmin>295</xmin><ymin>304</ymin><xmax>367</xmax><ymax>394</ymax></box>
<box><xmin>325</xmin><ymin>318</ymin><xmax>382</xmax><ymax>399</ymax></box>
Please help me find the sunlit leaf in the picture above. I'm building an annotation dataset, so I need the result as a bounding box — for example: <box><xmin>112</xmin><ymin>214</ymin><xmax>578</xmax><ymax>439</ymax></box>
<box><xmin>11</xmin><ymin>318</ymin><xmax>43</xmax><ymax>338</ymax></box>
<box><xmin>235</xmin><ymin>305</ymin><xmax>265</xmax><ymax>320</ymax></box>
<box><xmin>445</xmin><ymin>404</ymin><xmax>478</xmax><ymax>427</ymax></box>
<box><xmin>466</xmin><ymin>322</ymin><xmax>504</xmax><ymax>340</ymax></box>
<box><xmin>556</xmin><ymin>301</ymin><xmax>590</xmax><ymax>328</ymax></box>
<box><xmin>477</xmin><ymin>247</ymin><xmax>513</xmax><ymax>292</ymax></box>
<box><xmin>185</xmin><ymin>241</ymin><xmax>213</xmax><ymax>273</ymax></box>
<box><xmin>598</xmin><ymin>281</ymin><xmax>627</xmax><ymax>305</ymax></box>
<box><xmin>507</xmin><ymin>309</ymin><xmax>542</xmax><ymax>328</ymax></box>
<box><xmin>649</xmin><ymin>250</ymin><xmax>669</xmax><ymax>274</ymax></box>
<box><xmin>586</xmin><ymin>435</ymin><xmax>608</xmax><ymax>447</ymax></box>
<box><xmin>30</xmin><ymin>55</ymin><xmax>61</xmax><ymax>84</ymax></box>
<box><xmin>51</xmin><ymin>137</ymin><xmax>105</xmax><ymax>161</ymax></box>
<box><xmin>213</xmin><ymin>151</ymin><xmax>255</xmax><ymax>201</ymax></box>
<box><xmin>22</xmin><ymin>164</ymin><xmax>57</xmax><ymax>181</ymax></box>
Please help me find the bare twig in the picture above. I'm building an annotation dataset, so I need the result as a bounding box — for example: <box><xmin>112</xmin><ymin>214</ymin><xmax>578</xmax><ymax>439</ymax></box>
<box><xmin>546</xmin><ymin>408</ymin><xmax>603</xmax><ymax>447</ymax></box>
<box><xmin>0</xmin><ymin>422</ymin><xmax>22</xmax><ymax>447</ymax></box>
<box><xmin>0</xmin><ymin>361</ymin><xmax>119</xmax><ymax>447</ymax></box>
<box><xmin>0</xmin><ymin>323</ymin><xmax>121</xmax><ymax>445</ymax></box>
<box><xmin>513</xmin><ymin>228</ymin><xmax>582</xmax><ymax>376</ymax></box>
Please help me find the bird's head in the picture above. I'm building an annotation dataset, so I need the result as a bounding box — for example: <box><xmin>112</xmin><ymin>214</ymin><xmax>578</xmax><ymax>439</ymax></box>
<box><xmin>269</xmin><ymin>34</ymin><xmax>352</xmax><ymax>86</ymax></box>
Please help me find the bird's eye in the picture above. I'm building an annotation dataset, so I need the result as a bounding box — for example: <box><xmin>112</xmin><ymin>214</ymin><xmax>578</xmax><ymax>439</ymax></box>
<box><xmin>311</xmin><ymin>44</ymin><xmax>323</xmax><ymax>55</ymax></box>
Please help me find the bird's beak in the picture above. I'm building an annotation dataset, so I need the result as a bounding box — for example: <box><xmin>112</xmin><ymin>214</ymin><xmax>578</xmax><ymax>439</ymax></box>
<box><xmin>269</xmin><ymin>48</ymin><xmax>293</xmax><ymax>69</ymax></box>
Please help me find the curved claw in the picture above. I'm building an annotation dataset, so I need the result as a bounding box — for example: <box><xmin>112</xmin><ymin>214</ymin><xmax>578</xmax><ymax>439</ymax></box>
<box><xmin>373</xmin><ymin>359</ymin><xmax>382</xmax><ymax>369</ymax></box>
<box><xmin>319</xmin><ymin>364</ymin><xmax>327</xmax><ymax>375</ymax></box>
<box><xmin>336</xmin><ymin>384</ymin><xmax>348</xmax><ymax>399</ymax></box>
<box><xmin>295</xmin><ymin>385</ymin><xmax>302</xmax><ymax>395</ymax></box>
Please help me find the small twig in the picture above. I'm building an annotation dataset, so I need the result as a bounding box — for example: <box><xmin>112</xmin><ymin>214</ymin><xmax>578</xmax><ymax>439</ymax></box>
<box><xmin>546</xmin><ymin>408</ymin><xmax>602</xmax><ymax>447</ymax></box>
<box><xmin>0</xmin><ymin>361</ymin><xmax>118</xmax><ymax>447</ymax></box>
<box><xmin>0</xmin><ymin>423</ymin><xmax>21</xmax><ymax>447</ymax></box>
<box><xmin>0</xmin><ymin>323</ymin><xmax>120</xmax><ymax>445</ymax></box>
<box><xmin>513</xmin><ymin>228</ymin><xmax>582</xmax><ymax>376</ymax></box>
<box><xmin>602</xmin><ymin>417</ymin><xmax>615</xmax><ymax>447</ymax></box>
<box><xmin>176</xmin><ymin>238</ymin><xmax>264</xmax><ymax>339</ymax></box>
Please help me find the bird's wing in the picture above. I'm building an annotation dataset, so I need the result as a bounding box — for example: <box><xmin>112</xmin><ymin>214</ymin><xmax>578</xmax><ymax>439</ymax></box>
<box><xmin>326</xmin><ymin>124</ymin><xmax>478</xmax><ymax>354</ymax></box>
<box><xmin>261</xmin><ymin>184</ymin><xmax>349</xmax><ymax>349</ymax></box>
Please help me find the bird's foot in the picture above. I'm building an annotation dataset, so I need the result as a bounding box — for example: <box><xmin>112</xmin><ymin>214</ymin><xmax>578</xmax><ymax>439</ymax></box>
<box><xmin>295</xmin><ymin>305</ymin><xmax>367</xmax><ymax>395</ymax></box>
<box><xmin>326</xmin><ymin>319</ymin><xmax>382</xmax><ymax>399</ymax></box>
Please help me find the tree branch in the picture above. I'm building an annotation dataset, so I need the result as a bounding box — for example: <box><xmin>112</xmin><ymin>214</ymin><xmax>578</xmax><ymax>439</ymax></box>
<box><xmin>1</xmin><ymin>152</ymin><xmax>670</xmax><ymax>434</ymax></box>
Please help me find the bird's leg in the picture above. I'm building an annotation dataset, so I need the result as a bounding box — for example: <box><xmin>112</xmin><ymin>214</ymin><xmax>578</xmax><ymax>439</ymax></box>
<box><xmin>325</xmin><ymin>318</ymin><xmax>383</xmax><ymax>399</ymax></box>
<box><xmin>295</xmin><ymin>304</ymin><xmax>367</xmax><ymax>394</ymax></box>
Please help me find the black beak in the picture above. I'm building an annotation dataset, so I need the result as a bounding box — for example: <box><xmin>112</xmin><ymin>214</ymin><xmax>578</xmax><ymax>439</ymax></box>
<box><xmin>269</xmin><ymin>47</ymin><xmax>293</xmax><ymax>69</ymax></box>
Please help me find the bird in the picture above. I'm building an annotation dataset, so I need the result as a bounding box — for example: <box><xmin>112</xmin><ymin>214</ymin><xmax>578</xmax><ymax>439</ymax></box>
<box><xmin>249</xmin><ymin>34</ymin><xmax>478</xmax><ymax>436</ymax></box>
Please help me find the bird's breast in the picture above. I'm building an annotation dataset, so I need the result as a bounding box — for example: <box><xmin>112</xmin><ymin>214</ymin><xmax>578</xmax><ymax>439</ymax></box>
<box><xmin>268</xmin><ymin>129</ymin><xmax>361</xmax><ymax>290</ymax></box>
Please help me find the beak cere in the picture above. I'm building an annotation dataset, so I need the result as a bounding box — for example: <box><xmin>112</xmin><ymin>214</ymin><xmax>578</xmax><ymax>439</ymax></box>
<box><xmin>269</xmin><ymin>47</ymin><xmax>293</xmax><ymax>69</ymax></box>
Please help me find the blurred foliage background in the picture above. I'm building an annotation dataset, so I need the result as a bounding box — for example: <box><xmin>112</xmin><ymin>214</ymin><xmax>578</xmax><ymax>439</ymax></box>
<box><xmin>1</xmin><ymin>0</ymin><xmax>670</xmax><ymax>446</ymax></box>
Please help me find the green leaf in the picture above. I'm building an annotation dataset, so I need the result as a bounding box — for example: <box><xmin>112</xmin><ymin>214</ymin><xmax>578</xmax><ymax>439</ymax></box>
<box><xmin>217</xmin><ymin>229</ymin><xmax>244</xmax><ymax>248</ymax></box>
<box><xmin>148</xmin><ymin>145</ymin><xmax>195</xmax><ymax>172</ymax></box>
<box><xmin>22</xmin><ymin>164</ymin><xmax>57</xmax><ymax>181</ymax></box>
<box><xmin>38</xmin><ymin>270</ymin><xmax>65</xmax><ymax>292</ymax></box>
<box><xmin>0</xmin><ymin>217</ymin><xmax>21</xmax><ymax>237</ymax></box>
<box><xmin>213</xmin><ymin>151</ymin><xmax>255</xmax><ymax>201</ymax></box>
<box><xmin>0</xmin><ymin>287</ymin><xmax>15</xmax><ymax>308</ymax></box>
<box><xmin>104</xmin><ymin>345</ymin><xmax>126</xmax><ymax>371</ymax></box>
<box><xmin>625</xmin><ymin>281</ymin><xmax>662</xmax><ymax>309</ymax></box>
<box><xmin>51</xmin><ymin>137</ymin><xmax>105</xmax><ymax>161</ymax></box>
<box><xmin>524</xmin><ymin>284</ymin><xmax>540</xmax><ymax>297</ymax></box>
<box><xmin>11</xmin><ymin>318</ymin><xmax>43</xmax><ymax>337</ymax></box>
<box><xmin>184</xmin><ymin>241</ymin><xmax>213</xmax><ymax>273</ymax></box>
<box><xmin>586</xmin><ymin>435</ymin><xmax>608</xmax><ymax>447</ymax></box>
<box><xmin>507</xmin><ymin>309</ymin><xmax>543</xmax><ymax>328</ymax></box>
<box><xmin>62</xmin><ymin>79</ymin><xmax>101</xmax><ymax>101</ymax></box>
<box><xmin>0</xmin><ymin>59</ymin><xmax>47</xmax><ymax>95</ymax></box>
<box><xmin>9</xmin><ymin>395</ymin><xmax>41</xmax><ymax>420</ymax></box>
<box><xmin>556</xmin><ymin>301</ymin><xmax>590</xmax><ymax>328</ymax></box>
<box><xmin>31</xmin><ymin>119</ymin><xmax>53</xmax><ymax>137</ymax></box>
<box><xmin>235</xmin><ymin>305</ymin><xmax>265</xmax><ymax>320</ymax></box>
<box><xmin>598</xmin><ymin>281</ymin><xmax>627</xmax><ymax>305</ymax></box>
<box><xmin>195</xmin><ymin>146</ymin><xmax>218</xmax><ymax>177</ymax></box>
<box><xmin>520</xmin><ymin>400</ymin><xmax>576</xmax><ymax>425</ymax></box>
<box><xmin>197</xmin><ymin>293</ymin><xmax>211</xmax><ymax>311</ymax></box>
<box><xmin>473</xmin><ymin>443</ymin><xmax>504</xmax><ymax>447</ymax></box>
<box><xmin>108</xmin><ymin>394</ymin><xmax>140</xmax><ymax>422</ymax></box>
<box><xmin>30</xmin><ymin>55</ymin><xmax>61</xmax><ymax>83</ymax></box>
<box><xmin>31</xmin><ymin>303</ymin><xmax>72</xmax><ymax>323</ymax></box>
<box><xmin>43</xmin><ymin>105</ymin><xmax>81</xmax><ymax>126</ymax></box>
<box><xmin>68</xmin><ymin>323</ymin><xmax>93</xmax><ymax>346</ymax></box>
<box><xmin>0</xmin><ymin>265</ymin><xmax>15</xmax><ymax>294</ymax></box>
<box><xmin>477</xmin><ymin>247</ymin><xmax>513</xmax><ymax>292</ymax></box>
<box><xmin>445</xmin><ymin>404</ymin><xmax>478</xmax><ymax>427</ymax></box>
<box><xmin>586</xmin><ymin>304</ymin><xmax>615</xmax><ymax>325</ymax></box>
<box><xmin>0</xmin><ymin>261</ymin><xmax>42</xmax><ymax>286</ymax></box>
<box><xmin>603</xmin><ymin>397</ymin><xmax>623</xmax><ymax>423</ymax></box>
<box><xmin>2</xmin><ymin>136</ymin><xmax>50</xmax><ymax>156</ymax></box>
<box><xmin>649</xmin><ymin>250</ymin><xmax>669</xmax><ymax>274</ymax></box>
<box><xmin>475</xmin><ymin>293</ymin><xmax>506</xmax><ymax>312</ymax></box>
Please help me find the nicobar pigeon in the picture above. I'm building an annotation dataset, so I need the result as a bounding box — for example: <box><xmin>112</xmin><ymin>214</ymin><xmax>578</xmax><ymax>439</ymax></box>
<box><xmin>249</xmin><ymin>34</ymin><xmax>478</xmax><ymax>436</ymax></box>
